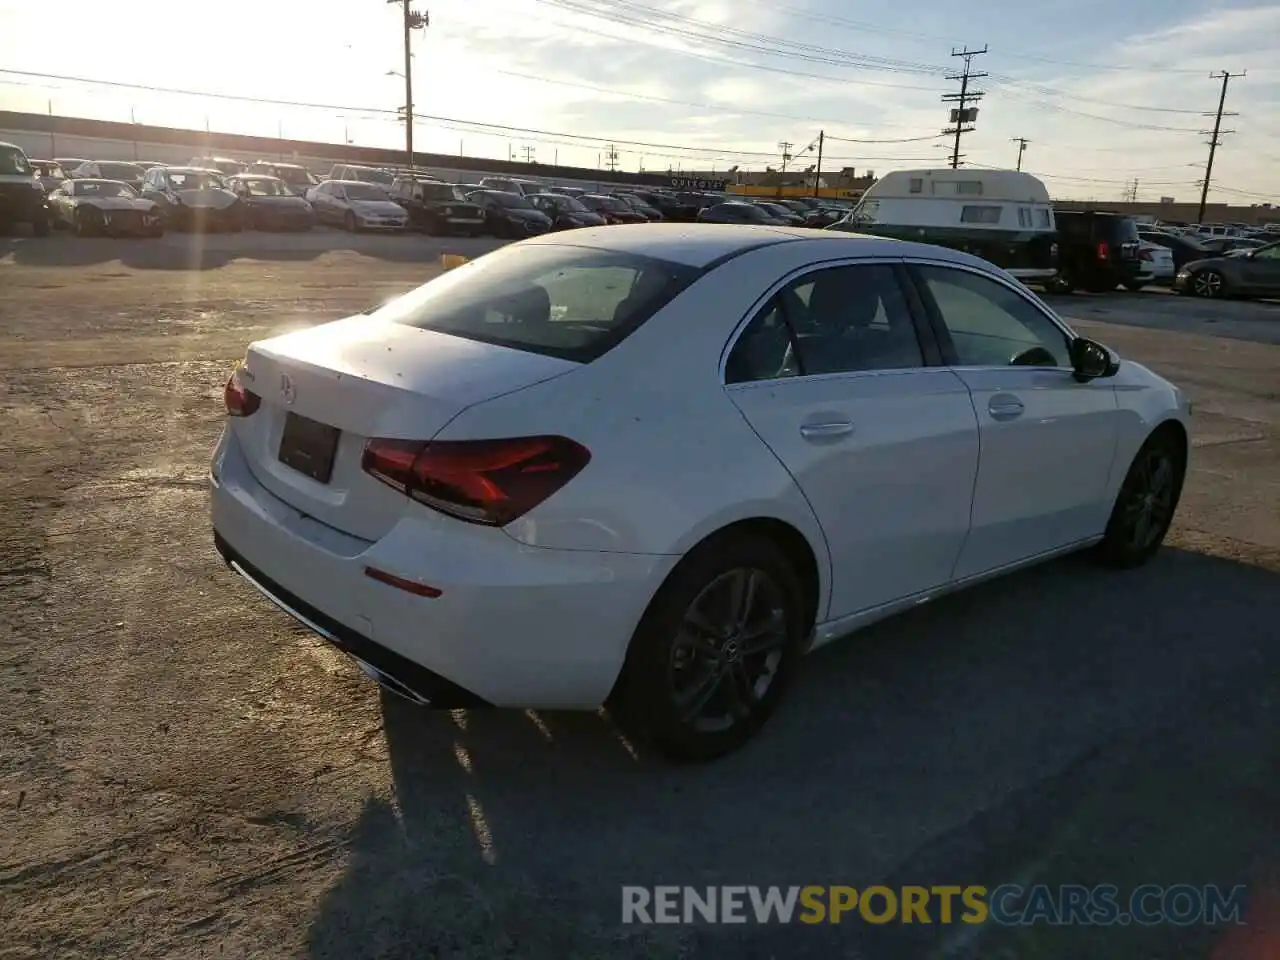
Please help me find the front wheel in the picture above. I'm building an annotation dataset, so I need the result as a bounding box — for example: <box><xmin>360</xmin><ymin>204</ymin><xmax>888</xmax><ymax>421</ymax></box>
<box><xmin>611</xmin><ymin>533</ymin><xmax>807</xmax><ymax>762</ymax></box>
<box><xmin>1191</xmin><ymin>269</ymin><xmax>1226</xmax><ymax>298</ymax></box>
<box><xmin>344</xmin><ymin>210</ymin><xmax>358</xmax><ymax>233</ymax></box>
<box><xmin>1095</xmin><ymin>429</ymin><xmax>1186</xmax><ymax>568</ymax></box>
<box><xmin>74</xmin><ymin>207</ymin><xmax>102</xmax><ymax>237</ymax></box>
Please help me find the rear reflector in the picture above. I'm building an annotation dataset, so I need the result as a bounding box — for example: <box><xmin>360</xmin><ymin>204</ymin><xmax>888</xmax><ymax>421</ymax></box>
<box><xmin>1096</xmin><ymin>242</ymin><xmax>1110</xmax><ymax>261</ymax></box>
<box><xmin>361</xmin><ymin>435</ymin><xmax>591</xmax><ymax>527</ymax></box>
<box><xmin>365</xmin><ymin>566</ymin><xmax>442</xmax><ymax>598</ymax></box>
<box><xmin>224</xmin><ymin>369</ymin><xmax>261</xmax><ymax>417</ymax></box>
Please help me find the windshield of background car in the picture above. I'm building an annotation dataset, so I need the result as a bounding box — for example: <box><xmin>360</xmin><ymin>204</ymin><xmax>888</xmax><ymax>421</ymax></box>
<box><xmin>75</xmin><ymin>181</ymin><xmax>137</xmax><ymax>198</ymax></box>
<box><xmin>344</xmin><ymin>183</ymin><xmax>391</xmax><ymax>202</ymax></box>
<box><xmin>731</xmin><ymin>203</ymin><xmax>771</xmax><ymax>222</ymax></box>
<box><xmin>241</xmin><ymin>178</ymin><xmax>290</xmax><ymax>196</ymax></box>
<box><xmin>35</xmin><ymin>163</ymin><xmax>64</xmax><ymax>179</ymax></box>
<box><xmin>554</xmin><ymin>195</ymin><xmax>588</xmax><ymax>212</ymax></box>
<box><xmin>372</xmin><ymin>244</ymin><xmax>702</xmax><ymax>363</ymax></box>
<box><xmin>421</xmin><ymin>183</ymin><xmax>464</xmax><ymax>201</ymax></box>
<box><xmin>356</xmin><ymin>169</ymin><xmax>395</xmax><ymax>185</ymax></box>
<box><xmin>277</xmin><ymin>167</ymin><xmax>316</xmax><ymax>185</ymax></box>
<box><xmin>492</xmin><ymin>192</ymin><xmax>534</xmax><ymax>210</ymax></box>
<box><xmin>99</xmin><ymin>163</ymin><xmax>143</xmax><ymax>180</ymax></box>
<box><xmin>167</xmin><ymin>171</ymin><xmax>225</xmax><ymax>190</ymax></box>
<box><xmin>0</xmin><ymin>147</ymin><xmax>32</xmax><ymax>175</ymax></box>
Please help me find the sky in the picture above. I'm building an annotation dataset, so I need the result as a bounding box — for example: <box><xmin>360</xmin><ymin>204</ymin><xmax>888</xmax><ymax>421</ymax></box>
<box><xmin>0</xmin><ymin>0</ymin><xmax>1277</xmax><ymax>203</ymax></box>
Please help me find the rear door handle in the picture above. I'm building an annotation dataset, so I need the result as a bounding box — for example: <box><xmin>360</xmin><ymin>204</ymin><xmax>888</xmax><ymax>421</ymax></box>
<box><xmin>800</xmin><ymin>421</ymin><xmax>854</xmax><ymax>439</ymax></box>
<box><xmin>988</xmin><ymin>395</ymin><xmax>1025</xmax><ymax>421</ymax></box>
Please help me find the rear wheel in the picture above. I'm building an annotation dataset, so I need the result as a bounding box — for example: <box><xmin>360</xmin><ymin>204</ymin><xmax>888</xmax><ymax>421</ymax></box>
<box><xmin>1095</xmin><ymin>428</ymin><xmax>1186</xmax><ymax>568</ymax></box>
<box><xmin>612</xmin><ymin>533</ymin><xmax>807</xmax><ymax>762</ymax></box>
<box><xmin>344</xmin><ymin>210</ymin><xmax>358</xmax><ymax>233</ymax></box>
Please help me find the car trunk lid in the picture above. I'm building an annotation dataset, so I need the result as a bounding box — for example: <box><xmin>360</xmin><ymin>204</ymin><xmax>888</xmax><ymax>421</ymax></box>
<box><xmin>231</xmin><ymin>315</ymin><xmax>579</xmax><ymax>541</ymax></box>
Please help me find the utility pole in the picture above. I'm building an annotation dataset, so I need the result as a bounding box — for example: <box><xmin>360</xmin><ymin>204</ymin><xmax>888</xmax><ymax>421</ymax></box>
<box><xmin>1011</xmin><ymin>137</ymin><xmax>1029</xmax><ymax>171</ymax></box>
<box><xmin>813</xmin><ymin>130</ymin><xmax>824</xmax><ymax>198</ymax></box>
<box><xmin>1124</xmin><ymin>179</ymin><xmax>1139</xmax><ymax>203</ymax></box>
<box><xmin>942</xmin><ymin>45</ymin><xmax>987</xmax><ymax>169</ymax></box>
<box><xmin>1198</xmin><ymin>70</ymin><xmax>1245</xmax><ymax>224</ymax></box>
<box><xmin>522</xmin><ymin>145</ymin><xmax>536</xmax><ymax>164</ymax></box>
<box><xmin>605</xmin><ymin>144</ymin><xmax>619</xmax><ymax>172</ymax></box>
<box><xmin>388</xmin><ymin>0</ymin><xmax>429</xmax><ymax>169</ymax></box>
<box><xmin>777</xmin><ymin>141</ymin><xmax>793</xmax><ymax>173</ymax></box>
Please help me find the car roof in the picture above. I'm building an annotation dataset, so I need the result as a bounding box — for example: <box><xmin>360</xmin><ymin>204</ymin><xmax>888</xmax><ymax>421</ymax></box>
<box><xmin>72</xmin><ymin>178</ymin><xmax>129</xmax><ymax>186</ymax></box>
<box><xmin>163</xmin><ymin>166</ymin><xmax>222</xmax><ymax>174</ymax></box>
<box><xmin>518</xmin><ymin>222</ymin><xmax>992</xmax><ymax>269</ymax></box>
<box><xmin>327</xmin><ymin>179</ymin><xmax>388</xmax><ymax>187</ymax></box>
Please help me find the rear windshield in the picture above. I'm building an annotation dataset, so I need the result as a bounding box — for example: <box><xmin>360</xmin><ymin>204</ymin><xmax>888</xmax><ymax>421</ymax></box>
<box><xmin>1111</xmin><ymin>217</ymin><xmax>1140</xmax><ymax>243</ymax></box>
<box><xmin>373</xmin><ymin>244</ymin><xmax>701</xmax><ymax>362</ymax></box>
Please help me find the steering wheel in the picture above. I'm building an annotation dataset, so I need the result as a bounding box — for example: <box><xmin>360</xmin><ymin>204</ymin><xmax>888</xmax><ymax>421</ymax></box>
<box><xmin>1008</xmin><ymin>345</ymin><xmax>1058</xmax><ymax>367</ymax></box>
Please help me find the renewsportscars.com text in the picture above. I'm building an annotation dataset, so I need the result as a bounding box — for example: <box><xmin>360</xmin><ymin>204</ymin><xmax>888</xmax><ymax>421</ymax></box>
<box><xmin>621</xmin><ymin>884</ymin><xmax>1248</xmax><ymax>926</ymax></box>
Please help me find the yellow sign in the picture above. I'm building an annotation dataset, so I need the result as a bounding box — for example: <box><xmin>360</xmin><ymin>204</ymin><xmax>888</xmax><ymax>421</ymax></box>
<box><xmin>439</xmin><ymin>253</ymin><xmax>469</xmax><ymax>271</ymax></box>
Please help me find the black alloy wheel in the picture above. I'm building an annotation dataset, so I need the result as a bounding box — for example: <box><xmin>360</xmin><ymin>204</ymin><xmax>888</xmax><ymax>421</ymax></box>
<box><xmin>1096</xmin><ymin>430</ymin><xmax>1185</xmax><ymax>568</ymax></box>
<box><xmin>613</xmin><ymin>533</ymin><xmax>806</xmax><ymax>762</ymax></box>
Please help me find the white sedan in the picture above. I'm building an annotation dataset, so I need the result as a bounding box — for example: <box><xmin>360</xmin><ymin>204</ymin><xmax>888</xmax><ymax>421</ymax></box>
<box><xmin>210</xmin><ymin>225</ymin><xmax>1192</xmax><ymax>761</ymax></box>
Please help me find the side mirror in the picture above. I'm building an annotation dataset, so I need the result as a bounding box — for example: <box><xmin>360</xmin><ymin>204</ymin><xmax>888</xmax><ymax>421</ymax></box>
<box><xmin>1070</xmin><ymin>337</ymin><xmax>1118</xmax><ymax>382</ymax></box>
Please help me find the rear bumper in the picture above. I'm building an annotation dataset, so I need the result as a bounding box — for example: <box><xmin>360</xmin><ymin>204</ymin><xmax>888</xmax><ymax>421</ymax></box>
<box><xmin>209</xmin><ymin>426</ymin><xmax>672</xmax><ymax>709</ymax></box>
<box><xmin>214</xmin><ymin>531</ymin><xmax>487</xmax><ymax>707</ymax></box>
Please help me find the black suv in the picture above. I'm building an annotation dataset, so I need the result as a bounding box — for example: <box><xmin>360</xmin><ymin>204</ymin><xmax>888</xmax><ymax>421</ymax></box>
<box><xmin>1052</xmin><ymin>210</ymin><xmax>1143</xmax><ymax>293</ymax></box>
<box><xmin>391</xmin><ymin>178</ymin><xmax>486</xmax><ymax>236</ymax></box>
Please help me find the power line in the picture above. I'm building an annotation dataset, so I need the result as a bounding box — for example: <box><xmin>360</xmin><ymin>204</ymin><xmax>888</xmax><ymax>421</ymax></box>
<box><xmin>1198</xmin><ymin>70</ymin><xmax>1246</xmax><ymax>222</ymax></box>
<box><xmin>942</xmin><ymin>46</ymin><xmax>986</xmax><ymax>168</ymax></box>
<box><xmin>491</xmin><ymin>68</ymin><xmax>946</xmax><ymax>140</ymax></box>
<box><xmin>0</xmin><ymin>67</ymin><xmax>946</xmax><ymax>168</ymax></box>
<box><xmin>723</xmin><ymin>0</ymin><xmax>1258</xmax><ymax>77</ymax></box>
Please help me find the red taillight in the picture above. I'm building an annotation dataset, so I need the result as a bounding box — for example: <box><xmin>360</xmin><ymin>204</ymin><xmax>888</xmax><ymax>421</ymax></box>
<box><xmin>361</xmin><ymin>435</ymin><xmax>591</xmax><ymax>526</ymax></box>
<box><xmin>224</xmin><ymin>368</ymin><xmax>260</xmax><ymax>417</ymax></box>
<box><xmin>1096</xmin><ymin>242</ymin><xmax>1110</xmax><ymax>261</ymax></box>
<box><xmin>1140</xmin><ymin>247</ymin><xmax>1153</xmax><ymax>261</ymax></box>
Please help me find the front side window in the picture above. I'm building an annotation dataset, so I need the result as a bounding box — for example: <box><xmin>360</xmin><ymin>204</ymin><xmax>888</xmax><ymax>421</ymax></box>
<box><xmin>1253</xmin><ymin>242</ymin><xmax>1280</xmax><ymax>260</ymax></box>
<box><xmin>373</xmin><ymin>245</ymin><xmax>700</xmax><ymax>363</ymax></box>
<box><xmin>725</xmin><ymin>264</ymin><xmax>924</xmax><ymax>382</ymax></box>
<box><xmin>916</xmin><ymin>265</ymin><xmax>1070</xmax><ymax>368</ymax></box>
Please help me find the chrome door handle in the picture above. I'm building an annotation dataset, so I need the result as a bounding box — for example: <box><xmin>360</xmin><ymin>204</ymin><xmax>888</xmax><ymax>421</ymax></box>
<box><xmin>800</xmin><ymin>421</ymin><xmax>854</xmax><ymax>439</ymax></box>
<box><xmin>988</xmin><ymin>397</ymin><xmax>1025</xmax><ymax>421</ymax></box>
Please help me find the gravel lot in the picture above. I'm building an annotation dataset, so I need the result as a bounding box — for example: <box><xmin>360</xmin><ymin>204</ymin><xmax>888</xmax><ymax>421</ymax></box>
<box><xmin>2</xmin><ymin>234</ymin><xmax>1278</xmax><ymax>960</ymax></box>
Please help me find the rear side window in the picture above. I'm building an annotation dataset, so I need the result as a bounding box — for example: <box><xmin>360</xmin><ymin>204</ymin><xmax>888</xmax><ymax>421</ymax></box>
<box><xmin>961</xmin><ymin>205</ymin><xmax>1002</xmax><ymax>224</ymax></box>
<box><xmin>372</xmin><ymin>245</ymin><xmax>701</xmax><ymax>363</ymax></box>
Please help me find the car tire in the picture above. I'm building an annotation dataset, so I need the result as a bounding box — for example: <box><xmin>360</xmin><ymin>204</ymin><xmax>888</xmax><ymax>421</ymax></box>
<box><xmin>344</xmin><ymin>211</ymin><xmax>358</xmax><ymax>233</ymax></box>
<box><xmin>74</xmin><ymin>208</ymin><xmax>101</xmax><ymax>237</ymax></box>
<box><xmin>1095</xmin><ymin>427</ymin><xmax>1186</xmax><ymax>569</ymax></box>
<box><xmin>611</xmin><ymin>532</ymin><xmax>808</xmax><ymax>762</ymax></box>
<box><xmin>1123</xmin><ymin>281</ymin><xmax>1147</xmax><ymax>292</ymax></box>
<box><xmin>32</xmin><ymin>213</ymin><xmax>50</xmax><ymax>237</ymax></box>
<box><xmin>1191</xmin><ymin>269</ymin><xmax>1226</xmax><ymax>299</ymax></box>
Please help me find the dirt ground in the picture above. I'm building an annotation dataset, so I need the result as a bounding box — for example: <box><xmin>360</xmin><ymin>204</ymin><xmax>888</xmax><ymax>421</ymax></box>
<box><xmin>1</xmin><ymin>236</ymin><xmax>1279</xmax><ymax>960</ymax></box>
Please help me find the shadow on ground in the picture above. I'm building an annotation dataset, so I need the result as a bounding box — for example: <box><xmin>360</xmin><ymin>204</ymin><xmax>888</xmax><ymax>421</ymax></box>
<box><xmin>304</xmin><ymin>546</ymin><xmax>1280</xmax><ymax>959</ymax></box>
<box><xmin>0</xmin><ymin>230</ymin><xmax>504</xmax><ymax>270</ymax></box>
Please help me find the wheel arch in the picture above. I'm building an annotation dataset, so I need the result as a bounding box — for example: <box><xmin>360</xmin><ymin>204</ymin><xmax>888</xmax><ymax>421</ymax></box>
<box><xmin>606</xmin><ymin>515</ymin><xmax>826</xmax><ymax>704</ymax></box>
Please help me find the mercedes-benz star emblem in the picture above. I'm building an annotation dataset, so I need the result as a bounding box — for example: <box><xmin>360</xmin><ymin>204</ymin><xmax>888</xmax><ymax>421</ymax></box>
<box><xmin>280</xmin><ymin>373</ymin><xmax>296</xmax><ymax>405</ymax></box>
